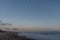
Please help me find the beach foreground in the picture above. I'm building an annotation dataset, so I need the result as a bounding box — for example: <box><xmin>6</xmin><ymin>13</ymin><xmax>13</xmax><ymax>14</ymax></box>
<box><xmin>0</xmin><ymin>30</ymin><xmax>35</xmax><ymax>40</ymax></box>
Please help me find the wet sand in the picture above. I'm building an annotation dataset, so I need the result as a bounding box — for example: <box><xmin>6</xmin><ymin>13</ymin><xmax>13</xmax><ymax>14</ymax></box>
<box><xmin>0</xmin><ymin>31</ymin><xmax>35</xmax><ymax>40</ymax></box>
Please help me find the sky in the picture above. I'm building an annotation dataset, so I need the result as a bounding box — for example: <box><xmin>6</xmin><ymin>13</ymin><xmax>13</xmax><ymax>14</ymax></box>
<box><xmin>0</xmin><ymin>0</ymin><xmax>60</xmax><ymax>31</ymax></box>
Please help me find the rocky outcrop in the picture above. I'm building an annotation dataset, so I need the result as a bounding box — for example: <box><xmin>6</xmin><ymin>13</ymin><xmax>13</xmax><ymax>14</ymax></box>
<box><xmin>0</xmin><ymin>30</ymin><xmax>6</xmax><ymax>32</ymax></box>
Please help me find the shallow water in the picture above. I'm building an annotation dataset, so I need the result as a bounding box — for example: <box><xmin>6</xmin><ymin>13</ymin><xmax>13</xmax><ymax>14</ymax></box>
<box><xmin>18</xmin><ymin>32</ymin><xmax>60</xmax><ymax>40</ymax></box>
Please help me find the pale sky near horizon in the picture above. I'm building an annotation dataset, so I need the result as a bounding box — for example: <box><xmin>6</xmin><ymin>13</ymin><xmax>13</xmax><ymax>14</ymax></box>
<box><xmin>0</xmin><ymin>0</ymin><xmax>60</xmax><ymax>31</ymax></box>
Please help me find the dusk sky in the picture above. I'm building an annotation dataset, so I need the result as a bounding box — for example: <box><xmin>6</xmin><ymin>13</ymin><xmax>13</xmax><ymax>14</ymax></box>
<box><xmin>0</xmin><ymin>0</ymin><xmax>60</xmax><ymax>31</ymax></box>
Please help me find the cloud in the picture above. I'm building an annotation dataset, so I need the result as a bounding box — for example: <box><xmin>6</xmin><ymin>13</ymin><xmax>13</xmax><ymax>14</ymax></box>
<box><xmin>0</xmin><ymin>20</ymin><xmax>12</xmax><ymax>26</ymax></box>
<box><xmin>1</xmin><ymin>23</ymin><xmax>12</xmax><ymax>26</ymax></box>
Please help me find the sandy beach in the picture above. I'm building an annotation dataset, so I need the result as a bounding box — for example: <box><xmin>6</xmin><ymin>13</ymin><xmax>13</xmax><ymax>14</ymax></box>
<box><xmin>0</xmin><ymin>30</ymin><xmax>35</xmax><ymax>40</ymax></box>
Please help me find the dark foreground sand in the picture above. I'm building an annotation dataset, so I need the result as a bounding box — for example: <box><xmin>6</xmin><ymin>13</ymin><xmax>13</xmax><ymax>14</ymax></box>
<box><xmin>0</xmin><ymin>31</ymin><xmax>35</xmax><ymax>40</ymax></box>
<box><xmin>0</xmin><ymin>37</ymin><xmax>35</xmax><ymax>40</ymax></box>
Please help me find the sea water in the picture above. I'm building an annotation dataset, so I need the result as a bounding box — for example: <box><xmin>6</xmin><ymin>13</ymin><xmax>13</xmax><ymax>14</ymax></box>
<box><xmin>18</xmin><ymin>32</ymin><xmax>60</xmax><ymax>40</ymax></box>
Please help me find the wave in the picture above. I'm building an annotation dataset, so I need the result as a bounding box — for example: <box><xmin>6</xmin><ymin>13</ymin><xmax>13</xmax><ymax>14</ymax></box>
<box><xmin>18</xmin><ymin>32</ymin><xmax>60</xmax><ymax>40</ymax></box>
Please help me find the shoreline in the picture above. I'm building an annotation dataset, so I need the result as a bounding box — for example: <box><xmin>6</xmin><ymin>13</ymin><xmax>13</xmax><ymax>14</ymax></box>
<box><xmin>0</xmin><ymin>30</ymin><xmax>36</xmax><ymax>40</ymax></box>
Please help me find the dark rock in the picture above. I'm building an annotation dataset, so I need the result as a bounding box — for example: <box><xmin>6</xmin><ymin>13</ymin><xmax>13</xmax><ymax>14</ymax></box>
<box><xmin>0</xmin><ymin>30</ymin><xmax>6</xmax><ymax>32</ymax></box>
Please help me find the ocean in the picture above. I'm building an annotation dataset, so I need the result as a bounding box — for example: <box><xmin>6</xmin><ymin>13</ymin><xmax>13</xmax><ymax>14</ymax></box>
<box><xmin>18</xmin><ymin>32</ymin><xmax>60</xmax><ymax>40</ymax></box>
